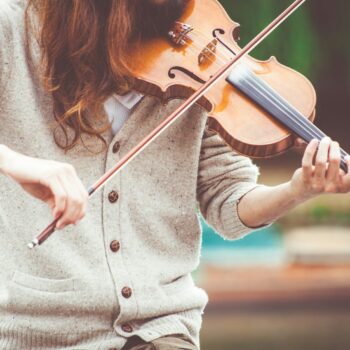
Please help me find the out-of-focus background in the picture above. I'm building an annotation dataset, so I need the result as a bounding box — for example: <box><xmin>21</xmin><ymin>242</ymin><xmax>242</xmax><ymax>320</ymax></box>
<box><xmin>196</xmin><ymin>1</ymin><xmax>350</xmax><ymax>349</ymax></box>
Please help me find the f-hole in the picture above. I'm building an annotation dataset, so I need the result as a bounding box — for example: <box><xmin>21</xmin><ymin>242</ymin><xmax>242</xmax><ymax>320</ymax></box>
<box><xmin>168</xmin><ymin>66</ymin><xmax>207</xmax><ymax>84</ymax></box>
<box><xmin>213</xmin><ymin>28</ymin><xmax>237</xmax><ymax>55</ymax></box>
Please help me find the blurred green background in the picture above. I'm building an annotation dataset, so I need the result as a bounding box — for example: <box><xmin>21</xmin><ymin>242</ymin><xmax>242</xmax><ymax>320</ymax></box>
<box><xmin>197</xmin><ymin>1</ymin><xmax>350</xmax><ymax>349</ymax></box>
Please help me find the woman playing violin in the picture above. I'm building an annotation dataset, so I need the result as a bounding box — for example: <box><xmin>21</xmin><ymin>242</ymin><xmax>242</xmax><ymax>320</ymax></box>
<box><xmin>0</xmin><ymin>0</ymin><xmax>349</xmax><ymax>349</ymax></box>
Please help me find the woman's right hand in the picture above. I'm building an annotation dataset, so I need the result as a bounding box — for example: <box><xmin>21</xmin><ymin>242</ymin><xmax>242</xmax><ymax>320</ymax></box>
<box><xmin>0</xmin><ymin>145</ymin><xmax>88</xmax><ymax>230</ymax></box>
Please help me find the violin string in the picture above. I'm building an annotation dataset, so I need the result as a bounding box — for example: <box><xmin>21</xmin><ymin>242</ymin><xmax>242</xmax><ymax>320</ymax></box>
<box><xmin>185</xmin><ymin>39</ymin><xmax>318</xmax><ymax>140</ymax></box>
<box><xmin>180</xmin><ymin>39</ymin><xmax>224</xmax><ymax>74</ymax></box>
<box><xmin>191</xmin><ymin>29</ymin><xmax>254</xmax><ymax>67</ymax></box>
<box><xmin>187</xmin><ymin>37</ymin><xmax>325</xmax><ymax>143</ymax></box>
<box><xmin>170</xmin><ymin>34</ymin><xmax>221</xmax><ymax>71</ymax></box>
<box><xmin>246</xmin><ymin>77</ymin><xmax>337</xmax><ymax>149</ymax></box>
<box><xmin>242</xmin><ymin>71</ymin><xmax>349</xmax><ymax>160</ymax></box>
<box><xmin>189</xmin><ymin>31</ymin><xmax>234</xmax><ymax>64</ymax></box>
<box><xmin>189</xmin><ymin>35</ymin><xmax>341</xmax><ymax>148</ymax></box>
<box><xmin>191</xmin><ymin>29</ymin><xmax>233</xmax><ymax>61</ymax></box>
<box><xmin>180</xmin><ymin>37</ymin><xmax>229</xmax><ymax>78</ymax></box>
<box><xmin>183</xmin><ymin>38</ymin><xmax>228</xmax><ymax>68</ymax></box>
<box><xmin>242</xmin><ymin>72</ymin><xmax>322</xmax><ymax>140</ymax></box>
<box><xmin>191</xmin><ymin>33</ymin><xmax>335</xmax><ymax>145</ymax></box>
<box><xmin>187</xmin><ymin>32</ymin><xmax>257</xmax><ymax>79</ymax></box>
<box><xmin>245</xmin><ymin>79</ymin><xmax>328</xmax><ymax>148</ymax></box>
<box><xmin>179</xmin><ymin>33</ymin><xmax>348</xmax><ymax>160</ymax></box>
<box><xmin>185</xmin><ymin>38</ymin><xmax>322</xmax><ymax>141</ymax></box>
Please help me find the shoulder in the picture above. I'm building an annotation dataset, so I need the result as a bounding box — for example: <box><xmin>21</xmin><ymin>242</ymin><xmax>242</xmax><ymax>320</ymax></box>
<box><xmin>0</xmin><ymin>0</ymin><xmax>25</xmax><ymax>13</ymax></box>
<box><xmin>0</xmin><ymin>0</ymin><xmax>27</xmax><ymax>85</ymax></box>
<box><xmin>0</xmin><ymin>0</ymin><xmax>26</xmax><ymax>30</ymax></box>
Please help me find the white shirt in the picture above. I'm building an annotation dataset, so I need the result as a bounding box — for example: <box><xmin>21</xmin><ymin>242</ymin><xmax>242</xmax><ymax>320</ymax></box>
<box><xmin>104</xmin><ymin>90</ymin><xmax>144</xmax><ymax>136</ymax></box>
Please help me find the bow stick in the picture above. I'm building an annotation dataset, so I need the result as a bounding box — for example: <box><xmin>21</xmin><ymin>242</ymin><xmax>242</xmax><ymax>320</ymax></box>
<box><xmin>28</xmin><ymin>0</ymin><xmax>306</xmax><ymax>248</ymax></box>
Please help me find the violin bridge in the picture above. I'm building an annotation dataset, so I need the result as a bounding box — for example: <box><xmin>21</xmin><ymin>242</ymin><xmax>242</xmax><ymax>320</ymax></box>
<box><xmin>198</xmin><ymin>39</ymin><xmax>218</xmax><ymax>66</ymax></box>
<box><xmin>168</xmin><ymin>21</ymin><xmax>193</xmax><ymax>46</ymax></box>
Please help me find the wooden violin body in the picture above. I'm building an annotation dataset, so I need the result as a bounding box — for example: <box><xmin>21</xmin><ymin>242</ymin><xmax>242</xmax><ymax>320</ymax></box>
<box><xmin>128</xmin><ymin>0</ymin><xmax>316</xmax><ymax>158</ymax></box>
<box><xmin>31</xmin><ymin>0</ymin><xmax>349</xmax><ymax>247</ymax></box>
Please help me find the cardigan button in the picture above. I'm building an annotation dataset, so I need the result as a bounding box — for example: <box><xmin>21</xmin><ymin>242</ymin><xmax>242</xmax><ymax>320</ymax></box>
<box><xmin>112</xmin><ymin>141</ymin><xmax>120</xmax><ymax>154</ymax></box>
<box><xmin>108</xmin><ymin>191</ymin><xmax>119</xmax><ymax>203</ymax></box>
<box><xmin>122</xmin><ymin>323</ymin><xmax>133</xmax><ymax>333</ymax></box>
<box><xmin>110</xmin><ymin>240</ymin><xmax>120</xmax><ymax>252</ymax></box>
<box><xmin>121</xmin><ymin>286</ymin><xmax>132</xmax><ymax>298</ymax></box>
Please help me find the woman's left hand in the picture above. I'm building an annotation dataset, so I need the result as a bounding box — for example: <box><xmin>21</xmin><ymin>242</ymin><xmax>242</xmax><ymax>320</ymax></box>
<box><xmin>290</xmin><ymin>137</ymin><xmax>350</xmax><ymax>200</ymax></box>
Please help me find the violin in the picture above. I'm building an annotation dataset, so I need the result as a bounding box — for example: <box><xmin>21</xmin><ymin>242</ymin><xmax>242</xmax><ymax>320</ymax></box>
<box><xmin>128</xmin><ymin>0</ymin><xmax>347</xmax><ymax>165</ymax></box>
<box><xmin>28</xmin><ymin>0</ymin><xmax>348</xmax><ymax>248</ymax></box>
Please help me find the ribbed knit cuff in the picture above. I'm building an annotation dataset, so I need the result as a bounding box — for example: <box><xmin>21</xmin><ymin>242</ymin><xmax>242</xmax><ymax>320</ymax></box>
<box><xmin>132</xmin><ymin>308</ymin><xmax>202</xmax><ymax>349</ymax></box>
<box><xmin>220</xmin><ymin>183</ymin><xmax>271</xmax><ymax>240</ymax></box>
<box><xmin>0</xmin><ymin>321</ymin><xmax>121</xmax><ymax>350</ymax></box>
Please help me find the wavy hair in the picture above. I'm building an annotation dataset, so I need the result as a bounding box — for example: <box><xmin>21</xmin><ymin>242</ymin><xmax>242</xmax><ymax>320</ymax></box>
<box><xmin>25</xmin><ymin>0</ymin><xmax>187</xmax><ymax>153</ymax></box>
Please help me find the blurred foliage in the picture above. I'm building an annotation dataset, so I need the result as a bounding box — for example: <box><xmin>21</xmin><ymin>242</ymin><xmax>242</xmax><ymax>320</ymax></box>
<box><xmin>279</xmin><ymin>204</ymin><xmax>350</xmax><ymax>227</ymax></box>
<box><xmin>219</xmin><ymin>0</ymin><xmax>320</xmax><ymax>79</ymax></box>
<box><xmin>219</xmin><ymin>0</ymin><xmax>350</xmax><ymax>85</ymax></box>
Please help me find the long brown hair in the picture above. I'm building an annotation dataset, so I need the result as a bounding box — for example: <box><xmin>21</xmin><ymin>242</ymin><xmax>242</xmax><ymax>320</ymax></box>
<box><xmin>25</xmin><ymin>0</ymin><xmax>187</xmax><ymax>153</ymax></box>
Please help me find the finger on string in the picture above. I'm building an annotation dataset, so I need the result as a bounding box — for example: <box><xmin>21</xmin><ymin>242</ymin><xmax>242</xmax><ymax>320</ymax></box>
<box><xmin>326</xmin><ymin>141</ymin><xmax>341</xmax><ymax>182</ymax></box>
<box><xmin>301</xmin><ymin>138</ymin><xmax>318</xmax><ymax>178</ymax></box>
<box><xmin>314</xmin><ymin>137</ymin><xmax>331</xmax><ymax>180</ymax></box>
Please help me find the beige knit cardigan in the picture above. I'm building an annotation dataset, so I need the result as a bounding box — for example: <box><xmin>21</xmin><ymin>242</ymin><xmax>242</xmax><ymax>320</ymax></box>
<box><xmin>0</xmin><ymin>0</ymin><xmax>261</xmax><ymax>349</ymax></box>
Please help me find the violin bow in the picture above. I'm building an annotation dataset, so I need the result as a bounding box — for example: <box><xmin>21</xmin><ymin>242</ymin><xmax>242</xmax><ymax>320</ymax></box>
<box><xmin>28</xmin><ymin>0</ymin><xmax>306</xmax><ymax>248</ymax></box>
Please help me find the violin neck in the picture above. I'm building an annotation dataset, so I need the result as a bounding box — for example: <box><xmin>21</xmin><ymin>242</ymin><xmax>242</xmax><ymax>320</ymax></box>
<box><xmin>226</xmin><ymin>64</ymin><xmax>348</xmax><ymax>172</ymax></box>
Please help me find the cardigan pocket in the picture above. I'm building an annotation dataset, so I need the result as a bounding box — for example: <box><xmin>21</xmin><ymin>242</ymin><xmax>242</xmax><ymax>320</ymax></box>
<box><xmin>11</xmin><ymin>270</ymin><xmax>76</xmax><ymax>293</ymax></box>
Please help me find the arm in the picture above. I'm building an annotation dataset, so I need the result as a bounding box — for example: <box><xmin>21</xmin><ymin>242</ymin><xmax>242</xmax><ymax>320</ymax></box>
<box><xmin>0</xmin><ymin>4</ymin><xmax>89</xmax><ymax>230</ymax></box>
<box><xmin>238</xmin><ymin>137</ymin><xmax>350</xmax><ymax>228</ymax></box>
<box><xmin>0</xmin><ymin>144</ymin><xmax>88</xmax><ymax>229</ymax></box>
<box><xmin>237</xmin><ymin>182</ymin><xmax>303</xmax><ymax>228</ymax></box>
<box><xmin>197</xmin><ymin>128</ymin><xmax>264</xmax><ymax>240</ymax></box>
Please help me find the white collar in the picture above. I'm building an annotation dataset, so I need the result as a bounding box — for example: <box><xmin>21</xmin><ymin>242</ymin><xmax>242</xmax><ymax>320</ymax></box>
<box><xmin>113</xmin><ymin>90</ymin><xmax>144</xmax><ymax>110</ymax></box>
